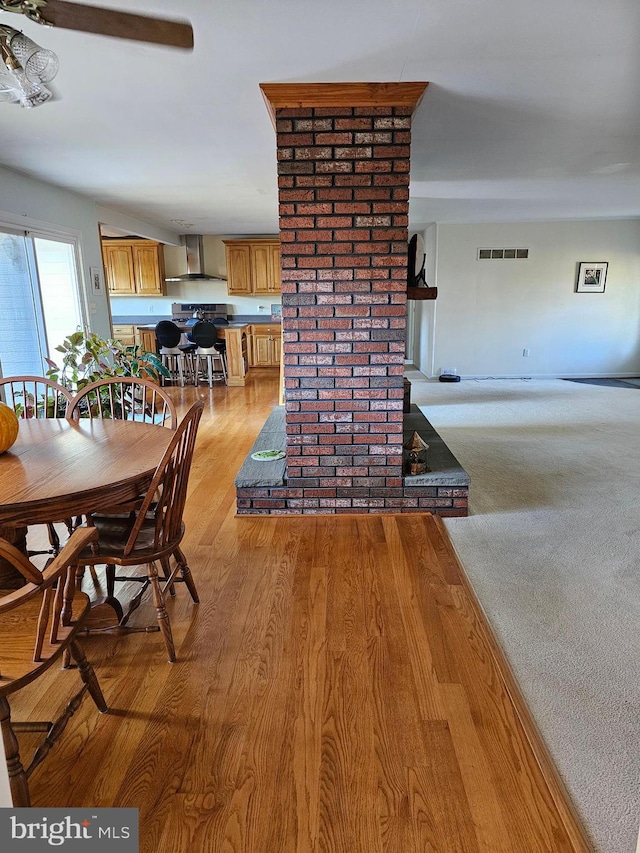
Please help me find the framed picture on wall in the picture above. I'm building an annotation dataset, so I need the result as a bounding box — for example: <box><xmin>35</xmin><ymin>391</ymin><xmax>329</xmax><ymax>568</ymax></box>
<box><xmin>576</xmin><ymin>261</ymin><xmax>607</xmax><ymax>293</ymax></box>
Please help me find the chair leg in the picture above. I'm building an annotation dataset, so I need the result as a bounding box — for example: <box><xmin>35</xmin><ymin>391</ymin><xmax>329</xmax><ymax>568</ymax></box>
<box><xmin>173</xmin><ymin>546</ymin><xmax>200</xmax><ymax>603</ymax></box>
<box><xmin>62</xmin><ymin>565</ymin><xmax>77</xmax><ymax>626</ymax></box>
<box><xmin>148</xmin><ymin>562</ymin><xmax>176</xmax><ymax>662</ymax></box>
<box><xmin>106</xmin><ymin>564</ymin><xmax>116</xmax><ymax>600</ymax></box>
<box><xmin>69</xmin><ymin>640</ymin><xmax>108</xmax><ymax>713</ymax></box>
<box><xmin>0</xmin><ymin>696</ymin><xmax>30</xmax><ymax>807</ymax></box>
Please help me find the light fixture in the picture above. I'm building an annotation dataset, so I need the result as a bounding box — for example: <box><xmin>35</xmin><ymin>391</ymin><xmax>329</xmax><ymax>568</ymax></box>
<box><xmin>0</xmin><ymin>23</ymin><xmax>58</xmax><ymax>108</ymax></box>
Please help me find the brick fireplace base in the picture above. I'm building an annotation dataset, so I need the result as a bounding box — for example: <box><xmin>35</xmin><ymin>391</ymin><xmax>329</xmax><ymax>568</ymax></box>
<box><xmin>235</xmin><ymin>405</ymin><xmax>469</xmax><ymax>516</ymax></box>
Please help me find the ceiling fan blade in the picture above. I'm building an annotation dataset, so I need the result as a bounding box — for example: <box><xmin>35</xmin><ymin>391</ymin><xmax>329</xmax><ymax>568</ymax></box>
<box><xmin>39</xmin><ymin>1</ymin><xmax>194</xmax><ymax>49</ymax></box>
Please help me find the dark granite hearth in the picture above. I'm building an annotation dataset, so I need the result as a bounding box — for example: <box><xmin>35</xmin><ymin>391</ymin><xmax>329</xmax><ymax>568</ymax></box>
<box><xmin>235</xmin><ymin>405</ymin><xmax>469</xmax><ymax>516</ymax></box>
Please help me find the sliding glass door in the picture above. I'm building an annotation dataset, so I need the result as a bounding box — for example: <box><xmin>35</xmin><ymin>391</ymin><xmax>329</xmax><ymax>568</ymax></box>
<box><xmin>0</xmin><ymin>228</ymin><xmax>84</xmax><ymax>378</ymax></box>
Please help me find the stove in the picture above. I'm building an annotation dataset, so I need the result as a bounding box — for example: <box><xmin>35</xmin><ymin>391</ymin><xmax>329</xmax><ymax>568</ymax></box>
<box><xmin>171</xmin><ymin>302</ymin><xmax>228</xmax><ymax>323</ymax></box>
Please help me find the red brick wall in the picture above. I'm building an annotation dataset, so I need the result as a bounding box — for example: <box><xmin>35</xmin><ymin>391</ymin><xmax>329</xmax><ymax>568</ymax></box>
<box><xmin>236</xmin><ymin>96</ymin><xmax>468</xmax><ymax>516</ymax></box>
<box><xmin>277</xmin><ymin>105</ymin><xmax>411</xmax><ymax>509</ymax></box>
<box><xmin>236</xmin><ymin>484</ymin><xmax>469</xmax><ymax>515</ymax></box>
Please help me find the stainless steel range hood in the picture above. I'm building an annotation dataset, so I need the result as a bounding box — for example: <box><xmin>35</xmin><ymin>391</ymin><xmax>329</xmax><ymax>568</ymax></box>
<box><xmin>165</xmin><ymin>234</ymin><xmax>227</xmax><ymax>282</ymax></box>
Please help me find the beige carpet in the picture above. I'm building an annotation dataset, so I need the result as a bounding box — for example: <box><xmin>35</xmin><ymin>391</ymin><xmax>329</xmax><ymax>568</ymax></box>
<box><xmin>407</xmin><ymin>371</ymin><xmax>640</xmax><ymax>853</ymax></box>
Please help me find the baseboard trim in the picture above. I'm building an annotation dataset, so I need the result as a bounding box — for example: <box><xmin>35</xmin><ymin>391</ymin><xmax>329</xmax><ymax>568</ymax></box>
<box><xmin>439</xmin><ymin>373</ymin><xmax>640</xmax><ymax>380</ymax></box>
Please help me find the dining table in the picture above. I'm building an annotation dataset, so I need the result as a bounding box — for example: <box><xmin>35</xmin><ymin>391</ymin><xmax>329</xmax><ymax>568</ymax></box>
<box><xmin>0</xmin><ymin>417</ymin><xmax>173</xmax><ymax>528</ymax></box>
<box><xmin>0</xmin><ymin>417</ymin><xmax>174</xmax><ymax>585</ymax></box>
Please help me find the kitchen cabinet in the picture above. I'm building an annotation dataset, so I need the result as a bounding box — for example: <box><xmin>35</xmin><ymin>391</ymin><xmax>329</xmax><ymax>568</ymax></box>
<box><xmin>112</xmin><ymin>325</ymin><xmax>159</xmax><ymax>353</ymax></box>
<box><xmin>224</xmin><ymin>242</ymin><xmax>252</xmax><ymax>295</ymax></box>
<box><xmin>137</xmin><ymin>328</ymin><xmax>158</xmax><ymax>354</ymax></box>
<box><xmin>102</xmin><ymin>239</ymin><xmax>166</xmax><ymax>296</ymax></box>
<box><xmin>251</xmin><ymin>242</ymin><xmax>281</xmax><ymax>295</ymax></box>
<box><xmin>112</xmin><ymin>324</ymin><xmax>136</xmax><ymax>347</ymax></box>
<box><xmin>223</xmin><ymin>239</ymin><xmax>281</xmax><ymax>296</ymax></box>
<box><xmin>248</xmin><ymin>324</ymin><xmax>281</xmax><ymax>368</ymax></box>
<box><xmin>216</xmin><ymin>325</ymin><xmax>249</xmax><ymax>386</ymax></box>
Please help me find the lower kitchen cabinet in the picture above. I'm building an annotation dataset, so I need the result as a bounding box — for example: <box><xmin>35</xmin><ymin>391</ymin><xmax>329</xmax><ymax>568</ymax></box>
<box><xmin>112</xmin><ymin>324</ymin><xmax>136</xmax><ymax>347</ymax></box>
<box><xmin>248</xmin><ymin>324</ymin><xmax>281</xmax><ymax>367</ymax></box>
<box><xmin>137</xmin><ymin>328</ymin><xmax>158</xmax><ymax>354</ymax></box>
<box><xmin>111</xmin><ymin>325</ymin><xmax>158</xmax><ymax>354</ymax></box>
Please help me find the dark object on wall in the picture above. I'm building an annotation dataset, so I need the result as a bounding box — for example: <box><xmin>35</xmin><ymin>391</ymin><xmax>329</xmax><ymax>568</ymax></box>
<box><xmin>407</xmin><ymin>234</ymin><xmax>437</xmax><ymax>299</ymax></box>
<box><xmin>407</xmin><ymin>234</ymin><xmax>426</xmax><ymax>288</ymax></box>
<box><xmin>407</xmin><ymin>286</ymin><xmax>438</xmax><ymax>300</ymax></box>
<box><xmin>403</xmin><ymin>377</ymin><xmax>411</xmax><ymax>413</ymax></box>
<box><xmin>575</xmin><ymin>261</ymin><xmax>608</xmax><ymax>293</ymax></box>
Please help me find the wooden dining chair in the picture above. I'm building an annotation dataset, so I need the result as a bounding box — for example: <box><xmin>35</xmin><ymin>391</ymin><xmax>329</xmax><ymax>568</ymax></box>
<box><xmin>0</xmin><ymin>376</ymin><xmax>75</xmax><ymax>557</ymax></box>
<box><xmin>75</xmin><ymin>401</ymin><xmax>204</xmax><ymax>662</ymax></box>
<box><xmin>66</xmin><ymin>376</ymin><xmax>178</xmax><ymax>536</ymax></box>
<box><xmin>0</xmin><ymin>375</ymin><xmax>72</xmax><ymax>420</ymax></box>
<box><xmin>0</xmin><ymin>527</ymin><xmax>108</xmax><ymax>807</ymax></box>
<box><xmin>66</xmin><ymin>376</ymin><xmax>177</xmax><ymax>429</ymax></box>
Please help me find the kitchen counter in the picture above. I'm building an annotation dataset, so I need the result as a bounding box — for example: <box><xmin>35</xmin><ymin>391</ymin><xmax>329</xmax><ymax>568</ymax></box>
<box><xmin>112</xmin><ymin>316</ymin><xmax>280</xmax><ymax>327</ymax></box>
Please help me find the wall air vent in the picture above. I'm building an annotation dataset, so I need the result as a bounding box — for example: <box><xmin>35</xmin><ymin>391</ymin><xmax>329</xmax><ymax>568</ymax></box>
<box><xmin>478</xmin><ymin>248</ymin><xmax>529</xmax><ymax>260</ymax></box>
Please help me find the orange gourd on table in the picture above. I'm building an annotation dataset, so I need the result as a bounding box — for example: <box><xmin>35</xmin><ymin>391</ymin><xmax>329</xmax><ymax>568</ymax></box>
<box><xmin>0</xmin><ymin>401</ymin><xmax>19</xmax><ymax>453</ymax></box>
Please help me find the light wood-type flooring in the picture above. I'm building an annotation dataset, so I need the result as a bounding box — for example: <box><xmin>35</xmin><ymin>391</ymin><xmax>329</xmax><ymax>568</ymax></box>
<box><xmin>11</xmin><ymin>370</ymin><xmax>592</xmax><ymax>852</ymax></box>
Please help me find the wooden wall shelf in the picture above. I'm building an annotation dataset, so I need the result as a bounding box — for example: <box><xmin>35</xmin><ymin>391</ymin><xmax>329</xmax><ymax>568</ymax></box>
<box><xmin>407</xmin><ymin>286</ymin><xmax>438</xmax><ymax>300</ymax></box>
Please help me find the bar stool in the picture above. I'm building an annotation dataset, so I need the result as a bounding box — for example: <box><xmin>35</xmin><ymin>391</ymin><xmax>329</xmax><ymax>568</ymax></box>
<box><xmin>191</xmin><ymin>321</ymin><xmax>227</xmax><ymax>386</ymax></box>
<box><xmin>155</xmin><ymin>321</ymin><xmax>196</xmax><ymax>386</ymax></box>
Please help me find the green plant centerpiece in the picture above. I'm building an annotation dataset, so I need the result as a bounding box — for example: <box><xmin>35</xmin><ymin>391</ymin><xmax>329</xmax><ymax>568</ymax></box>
<box><xmin>44</xmin><ymin>330</ymin><xmax>169</xmax><ymax>419</ymax></box>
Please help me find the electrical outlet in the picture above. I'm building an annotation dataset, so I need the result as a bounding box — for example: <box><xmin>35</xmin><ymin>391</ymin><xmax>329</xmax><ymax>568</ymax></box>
<box><xmin>523</xmin><ymin>348</ymin><xmax>530</xmax><ymax>357</ymax></box>
<box><xmin>148</xmin><ymin>303</ymin><xmax>154</xmax><ymax>313</ymax></box>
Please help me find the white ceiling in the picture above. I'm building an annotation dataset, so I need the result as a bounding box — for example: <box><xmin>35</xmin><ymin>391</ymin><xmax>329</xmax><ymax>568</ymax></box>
<box><xmin>1</xmin><ymin>0</ymin><xmax>640</xmax><ymax>236</ymax></box>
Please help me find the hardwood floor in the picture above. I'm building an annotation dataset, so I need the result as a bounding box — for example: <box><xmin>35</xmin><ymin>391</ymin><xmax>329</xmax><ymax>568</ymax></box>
<box><xmin>12</xmin><ymin>370</ymin><xmax>592</xmax><ymax>852</ymax></box>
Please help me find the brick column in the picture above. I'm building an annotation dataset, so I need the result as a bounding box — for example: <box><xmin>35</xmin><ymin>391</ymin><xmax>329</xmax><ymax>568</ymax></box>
<box><xmin>279</xmin><ymin>104</ymin><xmax>413</xmax><ymax>513</ymax></box>
<box><xmin>241</xmin><ymin>83</ymin><xmax>441</xmax><ymax>514</ymax></box>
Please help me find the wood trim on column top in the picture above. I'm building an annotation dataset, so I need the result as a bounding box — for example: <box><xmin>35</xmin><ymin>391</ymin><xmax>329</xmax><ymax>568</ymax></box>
<box><xmin>260</xmin><ymin>82</ymin><xmax>428</xmax><ymax>128</ymax></box>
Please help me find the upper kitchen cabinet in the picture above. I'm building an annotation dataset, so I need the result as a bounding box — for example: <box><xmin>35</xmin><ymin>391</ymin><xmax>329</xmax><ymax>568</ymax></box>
<box><xmin>224</xmin><ymin>239</ymin><xmax>281</xmax><ymax>296</ymax></box>
<box><xmin>102</xmin><ymin>239</ymin><xmax>166</xmax><ymax>296</ymax></box>
<box><xmin>251</xmin><ymin>242</ymin><xmax>281</xmax><ymax>295</ymax></box>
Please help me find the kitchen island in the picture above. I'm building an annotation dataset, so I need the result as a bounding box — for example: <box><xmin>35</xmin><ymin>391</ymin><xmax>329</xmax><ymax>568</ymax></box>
<box><xmin>135</xmin><ymin>322</ymin><xmax>250</xmax><ymax>387</ymax></box>
<box><xmin>216</xmin><ymin>324</ymin><xmax>249</xmax><ymax>386</ymax></box>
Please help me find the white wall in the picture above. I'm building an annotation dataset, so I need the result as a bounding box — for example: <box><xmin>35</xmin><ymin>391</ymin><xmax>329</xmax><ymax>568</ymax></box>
<box><xmin>0</xmin><ymin>165</ymin><xmax>114</xmax><ymax>338</ymax></box>
<box><xmin>431</xmin><ymin>220</ymin><xmax>640</xmax><ymax>378</ymax></box>
<box><xmin>4</xmin><ymin>166</ymin><xmax>636</xmax><ymax>369</ymax></box>
<box><xmin>0</xmin><ymin>165</ymin><xmax>280</xmax><ymax>326</ymax></box>
<box><xmin>0</xmin><ymin>166</ymin><xmax>182</xmax><ymax>340</ymax></box>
